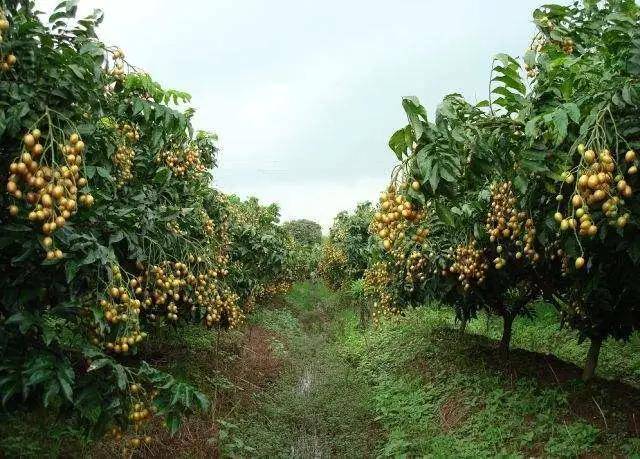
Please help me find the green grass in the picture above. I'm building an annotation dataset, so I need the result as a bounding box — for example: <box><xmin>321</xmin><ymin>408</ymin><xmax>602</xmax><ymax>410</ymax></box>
<box><xmin>338</xmin><ymin>305</ymin><xmax>640</xmax><ymax>457</ymax></box>
<box><xmin>232</xmin><ymin>283</ymin><xmax>640</xmax><ymax>457</ymax></box>
<box><xmin>222</xmin><ymin>281</ymin><xmax>379</xmax><ymax>457</ymax></box>
<box><xmin>466</xmin><ymin>302</ymin><xmax>640</xmax><ymax>385</ymax></box>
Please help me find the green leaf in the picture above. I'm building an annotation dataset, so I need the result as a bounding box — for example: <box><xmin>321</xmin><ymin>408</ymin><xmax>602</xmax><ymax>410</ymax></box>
<box><xmin>165</xmin><ymin>412</ymin><xmax>182</xmax><ymax>435</ymax></box>
<box><xmin>428</xmin><ymin>163</ymin><xmax>440</xmax><ymax>192</ymax></box>
<box><xmin>524</xmin><ymin>50</ymin><xmax>537</xmax><ymax>68</ymax></box>
<box><xmin>114</xmin><ymin>364</ymin><xmax>127</xmax><ymax>390</ymax></box>
<box><xmin>154</xmin><ymin>166</ymin><xmax>171</xmax><ymax>186</ymax></box>
<box><xmin>68</xmin><ymin>64</ymin><xmax>84</xmax><ymax>79</ymax></box>
<box><xmin>388</xmin><ymin>128</ymin><xmax>409</xmax><ymax>160</ymax></box>
<box><xmin>402</xmin><ymin>97</ymin><xmax>428</xmax><ymax>140</ymax></box>
<box><xmin>550</xmin><ymin>108</ymin><xmax>568</xmax><ymax>145</ymax></box>
<box><xmin>6</xmin><ymin>312</ymin><xmax>37</xmax><ymax>334</ymax></box>
<box><xmin>87</xmin><ymin>358</ymin><xmax>112</xmax><ymax>372</ymax></box>
<box><xmin>434</xmin><ymin>201</ymin><xmax>455</xmax><ymax>227</ymax></box>
<box><xmin>563</xmin><ymin>102</ymin><xmax>580</xmax><ymax>124</ymax></box>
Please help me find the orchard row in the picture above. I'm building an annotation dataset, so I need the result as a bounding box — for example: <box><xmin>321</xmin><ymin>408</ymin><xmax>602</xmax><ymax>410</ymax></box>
<box><xmin>0</xmin><ymin>1</ymin><xmax>314</xmax><ymax>451</ymax></box>
<box><xmin>321</xmin><ymin>0</ymin><xmax>640</xmax><ymax>381</ymax></box>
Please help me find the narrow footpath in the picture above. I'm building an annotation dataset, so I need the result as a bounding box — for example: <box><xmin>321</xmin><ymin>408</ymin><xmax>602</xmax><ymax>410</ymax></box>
<box><xmin>228</xmin><ymin>282</ymin><xmax>379</xmax><ymax>458</ymax></box>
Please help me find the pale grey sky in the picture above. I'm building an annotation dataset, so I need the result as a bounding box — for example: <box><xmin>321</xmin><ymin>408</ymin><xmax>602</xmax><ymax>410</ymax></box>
<box><xmin>38</xmin><ymin>0</ymin><xmax>559</xmax><ymax>231</ymax></box>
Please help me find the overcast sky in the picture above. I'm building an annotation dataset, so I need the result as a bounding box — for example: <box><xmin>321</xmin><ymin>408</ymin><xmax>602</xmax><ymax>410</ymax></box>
<box><xmin>38</xmin><ymin>0</ymin><xmax>557</xmax><ymax>231</ymax></box>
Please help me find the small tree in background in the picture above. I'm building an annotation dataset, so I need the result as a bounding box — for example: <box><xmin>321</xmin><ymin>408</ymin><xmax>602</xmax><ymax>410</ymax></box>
<box><xmin>282</xmin><ymin>219</ymin><xmax>322</xmax><ymax>246</ymax></box>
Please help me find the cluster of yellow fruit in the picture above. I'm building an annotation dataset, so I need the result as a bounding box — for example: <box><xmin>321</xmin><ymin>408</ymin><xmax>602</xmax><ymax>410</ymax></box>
<box><xmin>144</xmin><ymin>261</ymin><xmax>189</xmax><ymax>322</ymax></box>
<box><xmin>108</xmin><ymin>384</ymin><xmax>156</xmax><ymax>449</ymax></box>
<box><xmin>201</xmin><ymin>210</ymin><xmax>215</xmax><ymax>236</ymax></box>
<box><xmin>548</xmin><ymin>247</ymin><xmax>571</xmax><ymax>275</ymax></box>
<box><xmin>372</xmin><ymin>185</ymin><xmax>423</xmax><ymax>251</ymax></box>
<box><xmin>112</xmin><ymin>123</ymin><xmax>140</xmax><ymax>186</ymax></box>
<box><xmin>105</xmin><ymin>331</ymin><xmax>147</xmax><ymax>354</ymax></box>
<box><xmin>404</xmin><ymin>250</ymin><xmax>429</xmax><ymax>285</ymax></box>
<box><xmin>205</xmin><ymin>285</ymin><xmax>242</xmax><ymax>329</ymax></box>
<box><xmin>486</xmin><ymin>181</ymin><xmax>539</xmax><ymax>268</ymax></box>
<box><xmin>108</xmin><ymin>425</ymin><xmax>152</xmax><ymax>449</ymax></box>
<box><xmin>156</xmin><ymin>147</ymin><xmax>206</xmax><ymax>178</ymax></box>
<box><xmin>317</xmin><ymin>242</ymin><xmax>348</xmax><ymax>288</ymax></box>
<box><xmin>363</xmin><ymin>261</ymin><xmax>397</xmax><ymax>324</ymax></box>
<box><xmin>0</xmin><ymin>10</ymin><xmax>8</xmax><ymax>37</ymax></box>
<box><xmin>260</xmin><ymin>279</ymin><xmax>293</xmax><ymax>299</ymax></box>
<box><xmin>109</xmin><ymin>48</ymin><xmax>126</xmax><ymax>80</ymax></box>
<box><xmin>0</xmin><ymin>51</ymin><xmax>16</xmax><ymax>72</ymax></box>
<box><xmin>90</xmin><ymin>266</ymin><xmax>146</xmax><ymax>354</ymax></box>
<box><xmin>167</xmin><ymin>220</ymin><xmax>185</xmax><ymax>236</ymax></box>
<box><xmin>524</xmin><ymin>63</ymin><xmax>538</xmax><ymax>79</ymax></box>
<box><xmin>133</xmin><ymin>259</ymin><xmax>243</xmax><ymax>329</ymax></box>
<box><xmin>6</xmin><ymin>130</ymin><xmax>93</xmax><ymax>259</ymax></box>
<box><xmin>447</xmin><ymin>240</ymin><xmax>488</xmax><ymax>291</ymax></box>
<box><xmin>554</xmin><ymin>146</ymin><xmax>636</xmax><ymax>268</ymax></box>
<box><xmin>101</xmin><ymin>287</ymin><xmax>142</xmax><ymax>323</ymax></box>
<box><xmin>561</xmin><ymin>37</ymin><xmax>574</xmax><ymax>54</ymax></box>
<box><xmin>0</xmin><ymin>12</ymin><xmax>16</xmax><ymax>72</ymax></box>
<box><xmin>554</xmin><ymin>146</ymin><xmax>637</xmax><ymax>269</ymax></box>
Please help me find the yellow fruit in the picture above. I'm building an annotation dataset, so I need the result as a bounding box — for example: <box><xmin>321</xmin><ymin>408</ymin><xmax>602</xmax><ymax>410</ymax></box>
<box><xmin>584</xmin><ymin>150</ymin><xmax>596</xmax><ymax>163</ymax></box>
<box><xmin>411</xmin><ymin>181</ymin><xmax>420</xmax><ymax>191</ymax></box>
<box><xmin>23</xmin><ymin>134</ymin><xmax>35</xmax><ymax>147</ymax></box>
<box><xmin>578</xmin><ymin>175</ymin><xmax>588</xmax><ymax>188</ymax></box>
<box><xmin>575</xmin><ymin>257</ymin><xmax>585</xmax><ymax>269</ymax></box>
<box><xmin>625</xmin><ymin>150</ymin><xmax>636</xmax><ymax>163</ymax></box>
<box><xmin>571</xmin><ymin>195</ymin><xmax>583</xmax><ymax>208</ymax></box>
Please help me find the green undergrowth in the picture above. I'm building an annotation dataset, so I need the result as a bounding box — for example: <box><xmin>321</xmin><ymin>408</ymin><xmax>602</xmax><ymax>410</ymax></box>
<box><xmin>231</xmin><ymin>282</ymin><xmax>640</xmax><ymax>457</ymax></box>
<box><xmin>466</xmin><ymin>302</ymin><xmax>640</xmax><ymax>386</ymax></box>
<box><xmin>221</xmin><ymin>281</ymin><xmax>379</xmax><ymax>457</ymax></box>
<box><xmin>340</xmin><ymin>305</ymin><xmax>640</xmax><ymax>457</ymax></box>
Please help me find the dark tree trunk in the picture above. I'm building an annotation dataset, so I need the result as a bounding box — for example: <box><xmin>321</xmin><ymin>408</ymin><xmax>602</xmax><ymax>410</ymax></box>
<box><xmin>459</xmin><ymin>317</ymin><xmax>468</xmax><ymax>334</ymax></box>
<box><xmin>500</xmin><ymin>314</ymin><xmax>514</xmax><ymax>353</ymax></box>
<box><xmin>582</xmin><ymin>336</ymin><xmax>603</xmax><ymax>382</ymax></box>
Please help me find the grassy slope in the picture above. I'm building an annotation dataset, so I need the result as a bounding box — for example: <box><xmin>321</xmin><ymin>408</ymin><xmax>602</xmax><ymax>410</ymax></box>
<box><xmin>230</xmin><ymin>282</ymin><xmax>640</xmax><ymax>457</ymax></box>
<box><xmin>343</xmin><ymin>305</ymin><xmax>640</xmax><ymax>457</ymax></box>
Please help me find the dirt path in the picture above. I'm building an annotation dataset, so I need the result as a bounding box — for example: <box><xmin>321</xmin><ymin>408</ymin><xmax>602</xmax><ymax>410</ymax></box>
<box><xmin>228</xmin><ymin>284</ymin><xmax>378</xmax><ymax>457</ymax></box>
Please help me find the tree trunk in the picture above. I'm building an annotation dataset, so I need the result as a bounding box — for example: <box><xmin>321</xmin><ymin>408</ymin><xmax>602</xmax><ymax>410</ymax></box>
<box><xmin>582</xmin><ymin>336</ymin><xmax>603</xmax><ymax>382</ymax></box>
<box><xmin>459</xmin><ymin>317</ymin><xmax>468</xmax><ymax>335</ymax></box>
<box><xmin>500</xmin><ymin>314</ymin><xmax>514</xmax><ymax>353</ymax></box>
